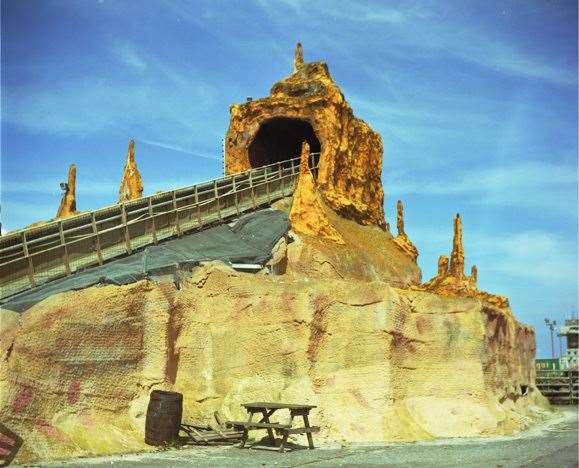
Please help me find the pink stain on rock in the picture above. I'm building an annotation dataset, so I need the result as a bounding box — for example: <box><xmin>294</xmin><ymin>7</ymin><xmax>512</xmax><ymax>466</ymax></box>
<box><xmin>34</xmin><ymin>420</ymin><xmax>65</xmax><ymax>441</ymax></box>
<box><xmin>11</xmin><ymin>385</ymin><xmax>33</xmax><ymax>413</ymax></box>
<box><xmin>79</xmin><ymin>412</ymin><xmax>93</xmax><ymax>427</ymax></box>
<box><xmin>67</xmin><ymin>380</ymin><xmax>81</xmax><ymax>405</ymax></box>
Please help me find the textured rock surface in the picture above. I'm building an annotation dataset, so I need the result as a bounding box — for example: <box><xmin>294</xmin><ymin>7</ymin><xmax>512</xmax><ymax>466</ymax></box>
<box><xmin>420</xmin><ymin>214</ymin><xmax>509</xmax><ymax>309</ymax></box>
<box><xmin>449</xmin><ymin>214</ymin><xmax>465</xmax><ymax>277</ymax></box>
<box><xmin>294</xmin><ymin>41</ymin><xmax>303</xmax><ymax>71</ymax></box>
<box><xmin>289</xmin><ymin>142</ymin><xmax>345</xmax><ymax>245</ymax></box>
<box><xmin>392</xmin><ymin>200</ymin><xmax>418</xmax><ymax>261</ymax></box>
<box><xmin>287</xmin><ymin>199</ymin><xmax>421</xmax><ymax>287</ymax></box>
<box><xmin>0</xmin><ymin>262</ymin><xmax>547</xmax><ymax>463</ymax></box>
<box><xmin>224</xmin><ymin>44</ymin><xmax>386</xmax><ymax>228</ymax></box>
<box><xmin>55</xmin><ymin>165</ymin><xmax>79</xmax><ymax>219</ymax></box>
<box><xmin>118</xmin><ymin>139</ymin><xmax>143</xmax><ymax>203</ymax></box>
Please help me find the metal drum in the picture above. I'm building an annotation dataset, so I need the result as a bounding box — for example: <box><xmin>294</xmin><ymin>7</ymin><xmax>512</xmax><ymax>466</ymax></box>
<box><xmin>144</xmin><ymin>390</ymin><xmax>183</xmax><ymax>446</ymax></box>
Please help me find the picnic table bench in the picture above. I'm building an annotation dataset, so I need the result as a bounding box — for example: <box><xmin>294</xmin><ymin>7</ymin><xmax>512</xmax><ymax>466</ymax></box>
<box><xmin>229</xmin><ymin>402</ymin><xmax>319</xmax><ymax>453</ymax></box>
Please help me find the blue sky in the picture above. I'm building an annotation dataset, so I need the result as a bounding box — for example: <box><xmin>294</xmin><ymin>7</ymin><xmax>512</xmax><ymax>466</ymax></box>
<box><xmin>1</xmin><ymin>0</ymin><xmax>577</xmax><ymax>357</ymax></box>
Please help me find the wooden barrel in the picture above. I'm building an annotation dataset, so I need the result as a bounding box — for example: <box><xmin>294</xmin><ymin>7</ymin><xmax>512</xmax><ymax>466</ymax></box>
<box><xmin>144</xmin><ymin>390</ymin><xmax>183</xmax><ymax>446</ymax></box>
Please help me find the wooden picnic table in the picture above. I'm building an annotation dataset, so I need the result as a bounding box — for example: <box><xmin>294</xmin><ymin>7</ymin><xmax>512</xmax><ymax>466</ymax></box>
<box><xmin>229</xmin><ymin>402</ymin><xmax>319</xmax><ymax>452</ymax></box>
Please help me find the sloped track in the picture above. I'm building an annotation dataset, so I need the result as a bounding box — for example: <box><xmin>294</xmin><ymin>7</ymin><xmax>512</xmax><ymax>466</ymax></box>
<box><xmin>0</xmin><ymin>153</ymin><xmax>319</xmax><ymax>301</ymax></box>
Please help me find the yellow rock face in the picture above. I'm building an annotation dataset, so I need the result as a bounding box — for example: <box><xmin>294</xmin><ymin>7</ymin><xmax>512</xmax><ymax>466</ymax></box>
<box><xmin>392</xmin><ymin>200</ymin><xmax>419</xmax><ymax>261</ymax></box>
<box><xmin>289</xmin><ymin>142</ymin><xmax>345</xmax><ymax>245</ymax></box>
<box><xmin>118</xmin><ymin>139</ymin><xmax>143</xmax><ymax>203</ymax></box>
<box><xmin>55</xmin><ymin>165</ymin><xmax>78</xmax><ymax>219</ymax></box>
<box><xmin>0</xmin><ymin>263</ymin><xmax>546</xmax><ymax>463</ymax></box>
<box><xmin>286</xmin><ymin>194</ymin><xmax>421</xmax><ymax>286</ymax></box>
<box><xmin>224</xmin><ymin>45</ymin><xmax>386</xmax><ymax>228</ymax></box>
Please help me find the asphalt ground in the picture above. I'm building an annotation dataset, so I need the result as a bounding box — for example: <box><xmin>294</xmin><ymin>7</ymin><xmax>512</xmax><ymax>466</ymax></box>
<box><xmin>19</xmin><ymin>407</ymin><xmax>578</xmax><ymax>468</ymax></box>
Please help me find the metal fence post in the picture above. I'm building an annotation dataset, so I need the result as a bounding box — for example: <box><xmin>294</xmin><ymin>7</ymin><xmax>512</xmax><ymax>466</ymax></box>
<box><xmin>249</xmin><ymin>170</ymin><xmax>256</xmax><ymax>209</ymax></box>
<box><xmin>232</xmin><ymin>175</ymin><xmax>239</xmax><ymax>215</ymax></box>
<box><xmin>214</xmin><ymin>180</ymin><xmax>222</xmax><ymax>221</ymax></box>
<box><xmin>58</xmin><ymin>221</ymin><xmax>72</xmax><ymax>275</ymax></box>
<box><xmin>265</xmin><ymin>167</ymin><xmax>271</xmax><ymax>204</ymax></box>
<box><xmin>194</xmin><ymin>185</ymin><xmax>202</xmax><ymax>228</ymax></box>
<box><xmin>121</xmin><ymin>204</ymin><xmax>132</xmax><ymax>255</ymax></box>
<box><xmin>172</xmin><ymin>191</ymin><xmax>182</xmax><ymax>236</ymax></box>
<box><xmin>21</xmin><ymin>232</ymin><xmax>36</xmax><ymax>287</ymax></box>
<box><xmin>148</xmin><ymin>197</ymin><xmax>158</xmax><ymax>245</ymax></box>
<box><xmin>91</xmin><ymin>213</ymin><xmax>103</xmax><ymax>265</ymax></box>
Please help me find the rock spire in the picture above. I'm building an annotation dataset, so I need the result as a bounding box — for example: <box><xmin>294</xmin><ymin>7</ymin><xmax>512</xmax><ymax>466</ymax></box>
<box><xmin>56</xmin><ymin>164</ymin><xmax>78</xmax><ymax>219</ymax></box>
<box><xmin>396</xmin><ymin>200</ymin><xmax>405</xmax><ymax>235</ymax></box>
<box><xmin>118</xmin><ymin>139</ymin><xmax>143</xmax><ymax>203</ymax></box>
<box><xmin>449</xmin><ymin>213</ymin><xmax>464</xmax><ymax>277</ymax></box>
<box><xmin>420</xmin><ymin>214</ymin><xmax>508</xmax><ymax>308</ymax></box>
<box><xmin>437</xmin><ymin>255</ymin><xmax>449</xmax><ymax>277</ymax></box>
<box><xmin>294</xmin><ymin>42</ymin><xmax>303</xmax><ymax>71</ymax></box>
<box><xmin>392</xmin><ymin>200</ymin><xmax>418</xmax><ymax>261</ymax></box>
<box><xmin>289</xmin><ymin>141</ymin><xmax>344</xmax><ymax>244</ymax></box>
<box><xmin>470</xmin><ymin>265</ymin><xmax>478</xmax><ymax>285</ymax></box>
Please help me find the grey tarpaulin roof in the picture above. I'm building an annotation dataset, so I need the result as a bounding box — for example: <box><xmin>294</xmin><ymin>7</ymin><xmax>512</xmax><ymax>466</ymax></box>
<box><xmin>1</xmin><ymin>209</ymin><xmax>289</xmax><ymax>314</ymax></box>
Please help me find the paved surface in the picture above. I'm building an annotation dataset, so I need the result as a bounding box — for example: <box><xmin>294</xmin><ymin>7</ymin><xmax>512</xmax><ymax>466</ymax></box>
<box><xmin>21</xmin><ymin>407</ymin><xmax>578</xmax><ymax>467</ymax></box>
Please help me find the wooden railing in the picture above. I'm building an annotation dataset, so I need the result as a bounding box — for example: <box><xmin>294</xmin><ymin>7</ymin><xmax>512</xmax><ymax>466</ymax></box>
<box><xmin>0</xmin><ymin>153</ymin><xmax>320</xmax><ymax>300</ymax></box>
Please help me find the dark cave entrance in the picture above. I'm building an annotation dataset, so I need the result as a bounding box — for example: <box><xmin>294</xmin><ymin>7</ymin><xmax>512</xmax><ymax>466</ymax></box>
<box><xmin>248</xmin><ymin>118</ymin><xmax>321</xmax><ymax>171</ymax></box>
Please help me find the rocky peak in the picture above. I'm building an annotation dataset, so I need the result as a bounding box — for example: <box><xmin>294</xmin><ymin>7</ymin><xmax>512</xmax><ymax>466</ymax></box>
<box><xmin>449</xmin><ymin>213</ymin><xmax>465</xmax><ymax>277</ymax></box>
<box><xmin>294</xmin><ymin>41</ymin><xmax>303</xmax><ymax>71</ymax></box>
<box><xmin>56</xmin><ymin>164</ymin><xmax>78</xmax><ymax>219</ymax></box>
<box><xmin>224</xmin><ymin>43</ymin><xmax>385</xmax><ymax>228</ymax></box>
<box><xmin>419</xmin><ymin>214</ymin><xmax>508</xmax><ymax>308</ymax></box>
<box><xmin>392</xmin><ymin>200</ymin><xmax>419</xmax><ymax>261</ymax></box>
<box><xmin>118</xmin><ymin>139</ymin><xmax>143</xmax><ymax>203</ymax></box>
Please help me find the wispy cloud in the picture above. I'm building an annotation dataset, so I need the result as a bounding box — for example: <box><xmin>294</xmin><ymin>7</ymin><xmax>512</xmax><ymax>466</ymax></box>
<box><xmin>475</xmin><ymin>230</ymin><xmax>577</xmax><ymax>287</ymax></box>
<box><xmin>412</xmin><ymin>224</ymin><xmax>577</xmax><ymax>293</ymax></box>
<box><xmin>252</xmin><ymin>0</ymin><xmax>576</xmax><ymax>88</ymax></box>
<box><xmin>2</xmin><ymin>179</ymin><xmax>118</xmax><ymax>196</ymax></box>
<box><xmin>113</xmin><ymin>43</ymin><xmax>148</xmax><ymax>72</ymax></box>
<box><xmin>4</xmin><ymin>77</ymin><xmax>219</xmax><ymax>144</ymax></box>
<box><xmin>385</xmin><ymin>161</ymin><xmax>577</xmax><ymax>213</ymax></box>
<box><xmin>139</xmin><ymin>139</ymin><xmax>220</xmax><ymax>160</ymax></box>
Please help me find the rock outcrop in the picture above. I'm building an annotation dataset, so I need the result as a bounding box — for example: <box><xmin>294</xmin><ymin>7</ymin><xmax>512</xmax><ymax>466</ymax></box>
<box><xmin>289</xmin><ymin>142</ymin><xmax>345</xmax><ymax>245</ymax></box>
<box><xmin>449</xmin><ymin>213</ymin><xmax>465</xmax><ymax>277</ymax></box>
<box><xmin>224</xmin><ymin>43</ymin><xmax>386</xmax><ymax>228</ymax></box>
<box><xmin>0</xmin><ymin>263</ymin><xmax>546</xmax><ymax>462</ymax></box>
<box><xmin>294</xmin><ymin>41</ymin><xmax>303</xmax><ymax>71</ymax></box>
<box><xmin>118</xmin><ymin>139</ymin><xmax>143</xmax><ymax>203</ymax></box>
<box><xmin>419</xmin><ymin>214</ymin><xmax>509</xmax><ymax>309</ymax></box>
<box><xmin>392</xmin><ymin>200</ymin><xmax>418</xmax><ymax>261</ymax></box>
<box><xmin>55</xmin><ymin>165</ymin><xmax>78</xmax><ymax>220</ymax></box>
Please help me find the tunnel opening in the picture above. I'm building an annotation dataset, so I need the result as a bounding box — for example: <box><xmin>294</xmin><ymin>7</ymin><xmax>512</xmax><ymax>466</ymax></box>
<box><xmin>248</xmin><ymin>118</ymin><xmax>321</xmax><ymax>172</ymax></box>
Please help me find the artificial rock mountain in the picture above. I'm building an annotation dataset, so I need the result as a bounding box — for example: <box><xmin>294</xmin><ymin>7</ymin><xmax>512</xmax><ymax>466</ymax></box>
<box><xmin>224</xmin><ymin>44</ymin><xmax>386</xmax><ymax>228</ymax></box>
<box><xmin>0</xmin><ymin>45</ymin><xmax>549</xmax><ymax>463</ymax></box>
